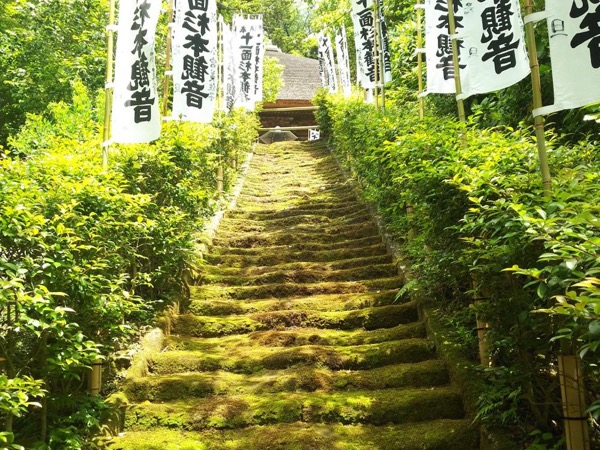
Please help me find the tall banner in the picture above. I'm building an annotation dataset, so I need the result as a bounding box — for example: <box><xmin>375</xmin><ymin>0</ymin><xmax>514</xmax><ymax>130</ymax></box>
<box><xmin>318</xmin><ymin>32</ymin><xmax>339</xmax><ymax>93</ymax></box>
<box><xmin>351</xmin><ymin>0</ymin><xmax>376</xmax><ymax>88</ymax></box>
<box><xmin>172</xmin><ymin>0</ymin><xmax>218</xmax><ymax>123</ymax></box>
<box><xmin>233</xmin><ymin>16</ymin><xmax>261</xmax><ymax>110</ymax></box>
<box><xmin>222</xmin><ymin>19</ymin><xmax>237</xmax><ymax>111</ymax></box>
<box><xmin>336</xmin><ymin>26</ymin><xmax>353</xmax><ymax>96</ymax></box>
<box><xmin>424</xmin><ymin>0</ymin><xmax>464</xmax><ymax>94</ymax></box>
<box><xmin>253</xmin><ymin>18</ymin><xmax>265</xmax><ymax>103</ymax></box>
<box><xmin>378</xmin><ymin>0</ymin><xmax>393</xmax><ymax>83</ymax></box>
<box><xmin>351</xmin><ymin>0</ymin><xmax>392</xmax><ymax>89</ymax></box>
<box><xmin>112</xmin><ymin>0</ymin><xmax>162</xmax><ymax>143</ymax></box>
<box><xmin>533</xmin><ymin>0</ymin><xmax>600</xmax><ymax>116</ymax></box>
<box><xmin>458</xmin><ymin>0</ymin><xmax>529</xmax><ymax>98</ymax></box>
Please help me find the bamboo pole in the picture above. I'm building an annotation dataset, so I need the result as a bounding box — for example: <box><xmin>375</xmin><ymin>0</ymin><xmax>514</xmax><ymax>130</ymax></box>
<box><xmin>373</xmin><ymin>2</ymin><xmax>379</xmax><ymax>110</ymax></box>
<box><xmin>89</xmin><ymin>360</ymin><xmax>103</xmax><ymax>396</ymax></box>
<box><xmin>162</xmin><ymin>0</ymin><xmax>175</xmax><ymax>118</ymax></box>
<box><xmin>416</xmin><ymin>4</ymin><xmax>425</xmax><ymax>120</ymax></box>
<box><xmin>523</xmin><ymin>0</ymin><xmax>552</xmax><ymax>196</ymax></box>
<box><xmin>558</xmin><ymin>355</ymin><xmax>590</xmax><ymax>450</ymax></box>
<box><xmin>102</xmin><ymin>0</ymin><xmax>117</xmax><ymax>168</ymax></box>
<box><xmin>217</xmin><ymin>164</ymin><xmax>224</xmax><ymax>193</ymax></box>
<box><xmin>375</xmin><ymin>0</ymin><xmax>386</xmax><ymax>111</ymax></box>
<box><xmin>446</xmin><ymin>0</ymin><xmax>466</xmax><ymax>123</ymax></box>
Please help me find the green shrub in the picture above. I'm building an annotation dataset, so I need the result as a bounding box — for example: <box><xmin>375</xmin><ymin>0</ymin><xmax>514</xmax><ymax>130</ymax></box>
<box><xmin>1</xmin><ymin>85</ymin><xmax>259</xmax><ymax>447</ymax></box>
<box><xmin>315</xmin><ymin>92</ymin><xmax>600</xmax><ymax>446</ymax></box>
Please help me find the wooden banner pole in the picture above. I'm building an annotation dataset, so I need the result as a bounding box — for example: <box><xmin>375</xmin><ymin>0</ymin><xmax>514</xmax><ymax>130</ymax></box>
<box><xmin>446</xmin><ymin>0</ymin><xmax>465</xmax><ymax>123</ymax></box>
<box><xmin>102</xmin><ymin>0</ymin><xmax>117</xmax><ymax>168</ymax></box>
<box><xmin>523</xmin><ymin>0</ymin><xmax>552</xmax><ymax>196</ymax></box>
<box><xmin>416</xmin><ymin>3</ymin><xmax>425</xmax><ymax>120</ymax></box>
<box><xmin>162</xmin><ymin>0</ymin><xmax>175</xmax><ymax>118</ymax></box>
<box><xmin>375</xmin><ymin>0</ymin><xmax>386</xmax><ymax>112</ymax></box>
<box><xmin>558</xmin><ymin>354</ymin><xmax>590</xmax><ymax>450</ymax></box>
<box><xmin>372</xmin><ymin>2</ymin><xmax>379</xmax><ymax>110</ymax></box>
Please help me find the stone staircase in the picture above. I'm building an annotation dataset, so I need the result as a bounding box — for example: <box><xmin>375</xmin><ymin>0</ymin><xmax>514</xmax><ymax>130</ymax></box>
<box><xmin>108</xmin><ymin>141</ymin><xmax>479</xmax><ymax>449</ymax></box>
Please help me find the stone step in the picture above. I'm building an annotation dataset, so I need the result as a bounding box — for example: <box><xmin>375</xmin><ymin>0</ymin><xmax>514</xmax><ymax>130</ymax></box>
<box><xmin>189</xmin><ymin>277</ymin><xmax>403</xmax><ymax>301</ymax></box>
<box><xmin>209</xmin><ymin>235</ymin><xmax>384</xmax><ymax>255</ymax></box>
<box><xmin>213</xmin><ymin>225</ymin><xmax>379</xmax><ymax>249</ymax></box>
<box><xmin>187</xmin><ymin>289</ymin><xmax>400</xmax><ymax>316</ymax></box>
<box><xmin>108</xmin><ymin>419</ymin><xmax>479</xmax><ymax>450</ymax></box>
<box><xmin>123</xmin><ymin>360</ymin><xmax>449</xmax><ymax>402</ymax></box>
<box><xmin>218</xmin><ymin>211</ymin><xmax>373</xmax><ymax>233</ymax></box>
<box><xmin>169</xmin><ymin>303</ymin><xmax>417</xmax><ymax>337</ymax></box>
<box><xmin>200</xmin><ymin>254</ymin><xmax>394</xmax><ymax>279</ymax></box>
<box><xmin>229</xmin><ymin>202</ymin><xmax>365</xmax><ymax>220</ymax></box>
<box><xmin>235</xmin><ymin>194</ymin><xmax>361</xmax><ymax>210</ymax></box>
<box><xmin>165</xmin><ymin>322</ymin><xmax>425</xmax><ymax>352</ymax></box>
<box><xmin>149</xmin><ymin>339</ymin><xmax>434</xmax><ymax>374</ymax></box>
<box><xmin>199</xmin><ymin>263</ymin><xmax>399</xmax><ymax>286</ymax></box>
<box><xmin>123</xmin><ymin>387</ymin><xmax>465</xmax><ymax>431</ymax></box>
<box><xmin>204</xmin><ymin>244</ymin><xmax>389</xmax><ymax>267</ymax></box>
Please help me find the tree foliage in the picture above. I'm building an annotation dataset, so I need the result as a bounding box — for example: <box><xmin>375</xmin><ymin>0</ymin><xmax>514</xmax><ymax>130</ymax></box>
<box><xmin>0</xmin><ymin>0</ymin><xmax>107</xmax><ymax>146</ymax></box>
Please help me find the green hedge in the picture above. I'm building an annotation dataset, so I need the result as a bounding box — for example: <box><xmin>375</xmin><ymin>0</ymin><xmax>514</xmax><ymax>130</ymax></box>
<box><xmin>315</xmin><ymin>91</ymin><xmax>600</xmax><ymax>447</ymax></box>
<box><xmin>0</xmin><ymin>83</ymin><xmax>259</xmax><ymax>448</ymax></box>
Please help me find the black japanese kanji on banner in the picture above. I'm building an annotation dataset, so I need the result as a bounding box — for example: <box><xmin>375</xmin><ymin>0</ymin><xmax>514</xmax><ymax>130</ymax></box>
<box><xmin>173</xmin><ymin>0</ymin><xmax>217</xmax><ymax>122</ymax></box>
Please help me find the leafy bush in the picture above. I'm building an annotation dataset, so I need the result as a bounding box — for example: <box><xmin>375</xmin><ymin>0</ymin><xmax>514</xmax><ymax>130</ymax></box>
<box><xmin>0</xmin><ymin>85</ymin><xmax>259</xmax><ymax>447</ymax></box>
<box><xmin>315</xmin><ymin>92</ymin><xmax>600</xmax><ymax>446</ymax></box>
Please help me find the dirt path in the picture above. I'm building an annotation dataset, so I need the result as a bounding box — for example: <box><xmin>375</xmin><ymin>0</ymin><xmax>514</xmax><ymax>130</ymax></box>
<box><xmin>109</xmin><ymin>141</ymin><xmax>478</xmax><ymax>449</ymax></box>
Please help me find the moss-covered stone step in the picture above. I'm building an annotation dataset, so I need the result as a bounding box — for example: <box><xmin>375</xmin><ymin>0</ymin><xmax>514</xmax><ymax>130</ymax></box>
<box><xmin>108</xmin><ymin>419</ymin><xmax>478</xmax><ymax>450</ymax></box>
<box><xmin>200</xmin><ymin>254</ymin><xmax>394</xmax><ymax>280</ymax></box>
<box><xmin>165</xmin><ymin>322</ymin><xmax>425</xmax><ymax>351</ymax></box>
<box><xmin>210</xmin><ymin>236</ymin><xmax>384</xmax><ymax>256</ymax></box>
<box><xmin>123</xmin><ymin>360</ymin><xmax>449</xmax><ymax>402</ymax></box>
<box><xmin>229</xmin><ymin>202</ymin><xmax>365</xmax><ymax>221</ymax></box>
<box><xmin>199</xmin><ymin>263</ymin><xmax>398</xmax><ymax>287</ymax></box>
<box><xmin>190</xmin><ymin>277</ymin><xmax>402</xmax><ymax>301</ymax></box>
<box><xmin>241</xmin><ymin>175</ymin><xmax>345</xmax><ymax>190</ymax></box>
<box><xmin>217</xmin><ymin>213</ymin><xmax>374</xmax><ymax>235</ymax></box>
<box><xmin>234</xmin><ymin>194</ymin><xmax>362</xmax><ymax>211</ymax></box>
<box><xmin>239</xmin><ymin>185</ymin><xmax>355</xmax><ymax>201</ymax></box>
<box><xmin>211</xmin><ymin>230</ymin><xmax>381</xmax><ymax>249</ymax></box>
<box><xmin>149</xmin><ymin>339</ymin><xmax>435</xmax><ymax>374</ymax></box>
<box><xmin>170</xmin><ymin>303</ymin><xmax>416</xmax><ymax>337</ymax></box>
<box><xmin>123</xmin><ymin>387</ymin><xmax>464</xmax><ymax>431</ymax></box>
<box><xmin>204</xmin><ymin>243</ymin><xmax>389</xmax><ymax>267</ymax></box>
<box><xmin>187</xmin><ymin>289</ymin><xmax>399</xmax><ymax>315</ymax></box>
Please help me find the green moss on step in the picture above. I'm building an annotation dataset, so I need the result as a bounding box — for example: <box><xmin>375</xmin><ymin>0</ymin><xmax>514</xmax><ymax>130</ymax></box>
<box><xmin>149</xmin><ymin>339</ymin><xmax>435</xmax><ymax>375</ymax></box>
<box><xmin>170</xmin><ymin>304</ymin><xmax>416</xmax><ymax>337</ymax></box>
<box><xmin>170</xmin><ymin>314</ymin><xmax>267</xmax><ymax>337</ymax></box>
<box><xmin>108</xmin><ymin>419</ymin><xmax>478</xmax><ymax>450</ymax></box>
<box><xmin>187</xmin><ymin>290</ymin><xmax>401</xmax><ymax>315</ymax></box>
<box><xmin>205</xmin><ymin>244</ymin><xmax>388</xmax><ymax>266</ymax></box>
<box><xmin>124</xmin><ymin>360</ymin><xmax>449</xmax><ymax>403</ymax></box>
<box><xmin>199</xmin><ymin>263</ymin><xmax>398</xmax><ymax>287</ymax></box>
<box><xmin>192</xmin><ymin>278</ymin><xmax>403</xmax><ymax>301</ymax></box>
<box><xmin>123</xmin><ymin>387</ymin><xmax>464</xmax><ymax>431</ymax></box>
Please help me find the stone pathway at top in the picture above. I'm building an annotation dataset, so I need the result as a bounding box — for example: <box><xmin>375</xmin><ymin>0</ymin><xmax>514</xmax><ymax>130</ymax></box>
<box><xmin>109</xmin><ymin>141</ymin><xmax>479</xmax><ymax>449</ymax></box>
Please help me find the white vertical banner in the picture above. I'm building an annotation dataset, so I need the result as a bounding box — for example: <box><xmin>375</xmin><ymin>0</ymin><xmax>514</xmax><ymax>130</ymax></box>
<box><xmin>112</xmin><ymin>0</ymin><xmax>162</xmax><ymax>144</ymax></box>
<box><xmin>222</xmin><ymin>19</ymin><xmax>237</xmax><ymax>111</ymax></box>
<box><xmin>336</xmin><ymin>26</ymin><xmax>353</xmax><ymax>97</ymax></box>
<box><xmin>377</xmin><ymin>0</ymin><xmax>393</xmax><ymax>83</ymax></box>
<box><xmin>351</xmin><ymin>0</ymin><xmax>376</xmax><ymax>89</ymax></box>
<box><xmin>532</xmin><ymin>0</ymin><xmax>600</xmax><ymax>116</ymax></box>
<box><xmin>233</xmin><ymin>15</ymin><xmax>258</xmax><ymax>110</ymax></box>
<box><xmin>318</xmin><ymin>32</ymin><xmax>339</xmax><ymax>93</ymax></box>
<box><xmin>458</xmin><ymin>0</ymin><xmax>529</xmax><ymax>98</ymax></box>
<box><xmin>172</xmin><ymin>0</ymin><xmax>218</xmax><ymax>123</ymax></box>
<box><xmin>424</xmin><ymin>0</ymin><xmax>462</xmax><ymax>94</ymax></box>
<box><xmin>253</xmin><ymin>17</ymin><xmax>265</xmax><ymax>103</ymax></box>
